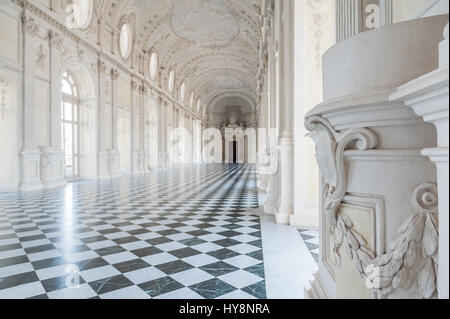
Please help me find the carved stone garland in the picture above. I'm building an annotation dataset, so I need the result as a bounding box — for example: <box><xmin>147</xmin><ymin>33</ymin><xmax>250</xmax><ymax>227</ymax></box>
<box><xmin>305</xmin><ymin>116</ymin><xmax>439</xmax><ymax>299</ymax></box>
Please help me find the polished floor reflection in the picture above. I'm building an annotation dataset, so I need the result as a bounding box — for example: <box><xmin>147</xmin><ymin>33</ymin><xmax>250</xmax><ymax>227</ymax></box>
<box><xmin>0</xmin><ymin>164</ymin><xmax>267</xmax><ymax>299</ymax></box>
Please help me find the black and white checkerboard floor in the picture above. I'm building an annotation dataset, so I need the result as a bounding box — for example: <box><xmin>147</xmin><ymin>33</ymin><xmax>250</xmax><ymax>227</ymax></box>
<box><xmin>298</xmin><ymin>228</ymin><xmax>319</xmax><ymax>264</ymax></box>
<box><xmin>0</xmin><ymin>164</ymin><xmax>265</xmax><ymax>299</ymax></box>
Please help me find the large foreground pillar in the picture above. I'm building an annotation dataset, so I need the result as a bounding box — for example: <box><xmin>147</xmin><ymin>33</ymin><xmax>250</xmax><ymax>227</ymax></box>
<box><xmin>305</xmin><ymin>15</ymin><xmax>447</xmax><ymax>299</ymax></box>
<box><xmin>391</xmin><ymin>22</ymin><xmax>449</xmax><ymax>299</ymax></box>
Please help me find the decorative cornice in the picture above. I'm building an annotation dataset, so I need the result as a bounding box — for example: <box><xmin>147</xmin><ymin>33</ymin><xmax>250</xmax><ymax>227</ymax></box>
<box><xmin>11</xmin><ymin>0</ymin><xmax>206</xmax><ymax>122</ymax></box>
<box><xmin>22</xmin><ymin>12</ymin><xmax>39</xmax><ymax>37</ymax></box>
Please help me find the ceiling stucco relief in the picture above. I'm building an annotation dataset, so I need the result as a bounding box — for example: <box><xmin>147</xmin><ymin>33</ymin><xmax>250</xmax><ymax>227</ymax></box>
<box><xmin>170</xmin><ymin>0</ymin><xmax>240</xmax><ymax>47</ymax></box>
<box><xmin>95</xmin><ymin>0</ymin><xmax>262</xmax><ymax>118</ymax></box>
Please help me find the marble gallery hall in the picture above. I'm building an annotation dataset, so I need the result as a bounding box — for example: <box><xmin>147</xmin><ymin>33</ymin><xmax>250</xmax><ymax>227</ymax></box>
<box><xmin>0</xmin><ymin>0</ymin><xmax>448</xmax><ymax>300</ymax></box>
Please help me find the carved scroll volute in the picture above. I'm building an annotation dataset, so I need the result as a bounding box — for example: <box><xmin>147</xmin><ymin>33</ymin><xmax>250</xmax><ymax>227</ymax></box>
<box><xmin>305</xmin><ymin>115</ymin><xmax>378</xmax><ymax>224</ymax></box>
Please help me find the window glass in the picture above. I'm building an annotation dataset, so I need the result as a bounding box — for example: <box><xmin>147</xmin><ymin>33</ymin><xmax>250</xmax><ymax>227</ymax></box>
<box><xmin>180</xmin><ymin>82</ymin><xmax>186</xmax><ymax>102</ymax></box>
<box><xmin>149</xmin><ymin>52</ymin><xmax>158</xmax><ymax>80</ymax></box>
<box><xmin>190</xmin><ymin>91</ymin><xmax>194</xmax><ymax>108</ymax></box>
<box><xmin>168</xmin><ymin>70</ymin><xmax>175</xmax><ymax>92</ymax></box>
<box><xmin>120</xmin><ymin>23</ymin><xmax>132</xmax><ymax>59</ymax></box>
<box><xmin>73</xmin><ymin>0</ymin><xmax>93</xmax><ymax>29</ymax></box>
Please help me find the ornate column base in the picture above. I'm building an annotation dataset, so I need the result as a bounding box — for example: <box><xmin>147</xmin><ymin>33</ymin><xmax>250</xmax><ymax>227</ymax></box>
<box><xmin>277</xmin><ymin>132</ymin><xmax>294</xmax><ymax>225</ymax></box>
<box><xmin>19</xmin><ymin>148</ymin><xmax>43</xmax><ymax>192</ymax></box>
<box><xmin>264</xmin><ymin>171</ymin><xmax>280</xmax><ymax>215</ymax></box>
<box><xmin>39</xmin><ymin>146</ymin><xmax>66</xmax><ymax>189</ymax></box>
<box><xmin>304</xmin><ymin>267</ymin><xmax>335</xmax><ymax>299</ymax></box>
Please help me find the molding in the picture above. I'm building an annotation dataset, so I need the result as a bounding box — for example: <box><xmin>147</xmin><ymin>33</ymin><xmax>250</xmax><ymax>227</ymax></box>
<box><xmin>335</xmin><ymin>183</ymin><xmax>439</xmax><ymax>299</ymax></box>
<box><xmin>10</xmin><ymin>0</ymin><xmax>206</xmax><ymax>122</ymax></box>
<box><xmin>305</xmin><ymin>115</ymin><xmax>378</xmax><ymax>225</ymax></box>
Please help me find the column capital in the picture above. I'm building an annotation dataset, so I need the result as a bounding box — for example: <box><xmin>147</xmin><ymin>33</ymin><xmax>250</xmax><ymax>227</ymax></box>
<box><xmin>22</xmin><ymin>13</ymin><xmax>39</xmax><ymax>37</ymax></box>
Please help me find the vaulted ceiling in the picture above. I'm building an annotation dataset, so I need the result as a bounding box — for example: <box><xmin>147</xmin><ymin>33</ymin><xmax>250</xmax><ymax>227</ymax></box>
<box><xmin>96</xmin><ymin>0</ymin><xmax>261</xmax><ymax>115</ymax></box>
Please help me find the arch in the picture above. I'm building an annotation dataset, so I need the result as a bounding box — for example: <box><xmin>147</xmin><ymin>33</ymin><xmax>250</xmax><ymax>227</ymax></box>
<box><xmin>207</xmin><ymin>92</ymin><xmax>257</xmax><ymax>113</ymax></box>
<box><xmin>59</xmin><ymin>55</ymin><xmax>97</xmax><ymax>179</ymax></box>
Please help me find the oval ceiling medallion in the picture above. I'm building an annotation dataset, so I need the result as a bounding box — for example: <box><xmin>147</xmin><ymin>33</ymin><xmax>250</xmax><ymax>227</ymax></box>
<box><xmin>170</xmin><ymin>0</ymin><xmax>239</xmax><ymax>47</ymax></box>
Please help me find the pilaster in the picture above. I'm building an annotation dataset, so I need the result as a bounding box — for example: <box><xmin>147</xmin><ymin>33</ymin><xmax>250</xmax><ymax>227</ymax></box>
<box><xmin>20</xmin><ymin>12</ymin><xmax>42</xmax><ymax>191</ymax></box>
<box><xmin>96</xmin><ymin>60</ymin><xmax>109</xmax><ymax>179</ymax></box>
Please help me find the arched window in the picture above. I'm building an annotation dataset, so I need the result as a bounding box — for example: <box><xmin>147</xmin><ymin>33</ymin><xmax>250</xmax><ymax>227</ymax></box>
<box><xmin>190</xmin><ymin>91</ymin><xmax>194</xmax><ymax>109</ymax></box>
<box><xmin>168</xmin><ymin>70</ymin><xmax>175</xmax><ymax>93</ymax></box>
<box><xmin>119</xmin><ymin>23</ymin><xmax>132</xmax><ymax>59</ymax></box>
<box><xmin>180</xmin><ymin>82</ymin><xmax>186</xmax><ymax>102</ymax></box>
<box><xmin>149</xmin><ymin>52</ymin><xmax>158</xmax><ymax>80</ymax></box>
<box><xmin>61</xmin><ymin>71</ymin><xmax>79</xmax><ymax>179</ymax></box>
<box><xmin>197</xmin><ymin>98</ymin><xmax>201</xmax><ymax>113</ymax></box>
<box><xmin>72</xmin><ymin>0</ymin><xmax>93</xmax><ymax>29</ymax></box>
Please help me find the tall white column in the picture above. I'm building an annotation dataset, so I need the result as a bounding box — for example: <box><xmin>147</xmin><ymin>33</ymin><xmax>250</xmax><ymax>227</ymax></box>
<box><xmin>130</xmin><ymin>79</ymin><xmax>139</xmax><ymax>173</ymax></box>
<box><xmin>20</xmin><ymin>13</ymin><xmax>42</xmax><ymax>191</ymax></box>
<box><xmin>277</xmin><ymin>0</ymin><xmax>294</xmax><ymax>224</ymax></box>
<box><xmin>96</xmin><ymin>60</ymin><xmax>109</xmax><ymax>179</ymax></box>
<box><xmin>40</xmin><ymin>30</ymin><xmax>66</xmax><ymax>189</ymax></box>
<box><xmin>109</xmin><ymin>68</ymin><xmax>120</xmax><ymax>177</ymax></box>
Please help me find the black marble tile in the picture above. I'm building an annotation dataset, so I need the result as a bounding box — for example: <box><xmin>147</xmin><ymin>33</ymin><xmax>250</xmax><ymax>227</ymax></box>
<box><xmin>76</xmin><ymin>257</ymin><xmax>109</xmax><ymax>271</ymax></box>
<box><xmin>189</xmin><ymin>278</ymin><xmax>236</xmax><ymax>299</ymax></box>
<box><xmin>0</xmin><ymin>243</ymin><xmax>22</xmax><ymax>252</ymax></box>
<box><xmin>168</xmin><ymin>247</ymin><xmax>201</xmax><ymax>259</ymax></box>
<box><xmin>179</xmin><ymin>238</ymin><xmax>206</xmax><ymax>247</ymax></box>
<box><xmin>81</xmin><ymin>235</ymin><xmax>108</xmax><ymax>244</ymax></box>
<box><xmin>155</xmin><ymin>260</ymin><xmax>194</xmax><ymax>275</ymax></box>
<box><xmin>218</xmin><ymin>230</ymin><xmax>241</xmax><ymax>238</ymax></box>
<box><xmin>0</xmin><ymin>271</ymin><xmax>39</xmax><ymax>290</ymax></box>
<box><xmin>112</xmin><ymin>236</ymin><xmax>140</xmax><ymax>245</ymax></box>
<box><xmin>200</xmin><ymin>261</ymin><xmax>239</xmax><ymax>277</ymax></box>
<box><xmin>206</xmin><ymin>248</ymin><xmax>240</xmax><ymax>260</ymax></box>
<box><xmin>89</xmin><ymin>275</ymin><xmax>134</xmax><ymax>295</ymax></box>
<box><xmin>0</xmin><ymin>255</ymin><xmax>29</xmax><ymax>268</ymax></box>
<box><xmin>187</xmin><ymin>230</ymin><xmax>210</xmax><ymax>237</ymax></box>
<box><xmin>131</xmin><ymin>246</ymin><xmax>162</xmax><ymax>258</ymax></box>
<box><xmin>98</xmin><ymin>228</ymin><xmax>122</xmax><ymax>235</ymax></box>
<box><xmin>156</xmin><ymin>229</ymin><xmax>180</xmax><ymax>236</ymax></box>
<box><xmin>31</xmin><ymin>256</ymin><xmax>66</xmax><ymax>270</ymax></box>
<box><xmin>18</xmin><ymin>234</ymin><xmax>46</xmax><ymax>242</ymax></box>
<box><xmin>247</xmin><ymin>239</ymin><xmax>262</xmax><ymax>248</ymax></box>
<box><xmin>95</xmin><ymin>245</ymin><xmax>126</xmax><ymax>256</ymax></box>
<box><xmin>246</xmin><ymin>250</ymin><xmax>263</xmax><ymax>261</ymax></box>
<box><xmin>242</xmin><ymin>280</ymin><xmax>266</xmax><ymax>299</ymax></box>
<box><xmin>113</xmin><ymin>259</ymin><xmax>150</xmax><ymax>273</ymax></box>
<box><xmin>128</xmin><ymin>228</ymin><xmax>150</xmax><ymax>236</ymax></box>
<box><xmin>145</xmin><ymin>236</ymin><xmax>173</xmax><ymax>246</ymax></box>
<box><xmin>213</xmin><ymin>238</ymin><xmax>241</xmax><ymax>248</ymax></box>
<box><xmin>138</xmin><ymin>276</ymin><xmax>184</xmax><ymax>297</ymax></box>
<box><xmin>24</xmin><ymin>244</ymin><xmax>55</xmax><ymax>254</ymax></box>
<box><xmin>41</xmin><ymin>275</ymin><xmax>86</xmax><ymax>293</ymax></box>
<box><xmin>244</xmin><ymin>263</ymin><xmax>265</xmax><ymax>278</ymax></box>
